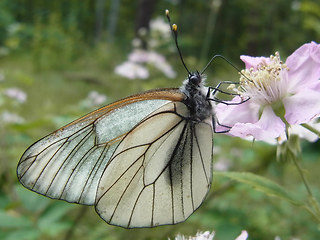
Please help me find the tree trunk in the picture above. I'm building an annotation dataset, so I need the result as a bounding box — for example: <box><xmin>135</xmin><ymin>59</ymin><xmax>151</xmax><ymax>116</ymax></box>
<box><xmin>95</xmin><ymin>0</ymin><xmax>106</xmax><ymax>43</ymax></box>
<box><xmin>135</xmin><ymin>0</ymin><xmax>157</xmax><ymax>49</ymax></box>
<box><xmin>107</xmin><ymin>0</ymin><xmax>121</xmax><ymax>43</ymax></box>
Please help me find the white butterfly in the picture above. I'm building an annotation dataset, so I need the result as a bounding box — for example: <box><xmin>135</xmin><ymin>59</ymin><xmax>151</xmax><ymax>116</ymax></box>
<box><xmin>17</xmin><ymin>71</ymin><xmax>215</xmax><ymax>228</ymax></box>
<box><xmin>17</xmin><ymin>11</ymin><xmax>241</xmax><ymax>228</ymax></box>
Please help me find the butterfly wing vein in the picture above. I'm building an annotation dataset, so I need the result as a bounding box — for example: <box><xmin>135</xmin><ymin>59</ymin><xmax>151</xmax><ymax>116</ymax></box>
<box><xmin>17</xmin><ymin>94</ymin><xmax>213</xmax><ymax>228</ymax></box>
<box><xmin>95</xmin><ymin>102</ymin><xmax>213</xmax><ymax>228</ymax></box>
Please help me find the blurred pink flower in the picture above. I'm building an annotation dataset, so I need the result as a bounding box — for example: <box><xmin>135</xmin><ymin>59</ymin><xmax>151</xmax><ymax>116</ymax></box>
<box><xmin>80</xmin><ymin>91</ymin><xmax>107</xmax><ymax>109</ymax></box>
<box><xmin>173</xmin><ymin>231</ymin><xmax>215</xmax><ymax>240</ymax></box>
<box><xmin>87</xmin><ymin>91</ymin><xmax>106</xmax><ymax>106</ymax></box>
<box><xmin>172</xmin><ymin>230</ymin><xmax>247</xmax><ymax>240</ymax></box>
<box><xmin>149</xmin><ymin>17</ymin><xmax>171</xmax><ymax>38</ymax></box>
<box><xmin>1</xmin><ymin>111</ymin><xmax>24</xmax><ymax>124</ymax></box>
<box><xmin>114</xmin><ymin>61</ymin><xmax>149</xmax><ymax>80</ymax></box>
<box><xmin>127</xmin><ymin>49</ymin><xmax>176</xmax><ymax>79</ymax></box>
<box><xmin>128</xmin><ymin>49</ymin><xmax>150</xmax><ymax>63</ymax></box>
<box><xmin>216</xmin><ymin>42</ymin><xmax>320</xmax><ymax>141</ymax></box>
<box><xmin>4</xmin><ymin>87</ymin><xmax>27</xmax><ymax>103</ymax></box>
<box><xmin>149</xmin><ymin>51</ymin><xmax>177</xmax><ymax>78</ymax></box>
<box><xmin>235</xmin><ymin>231</ymin><xmax>248</xmax><ymax>240</ymax></box>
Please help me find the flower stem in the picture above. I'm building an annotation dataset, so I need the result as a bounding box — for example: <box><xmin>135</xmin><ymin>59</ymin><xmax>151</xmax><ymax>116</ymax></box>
<box><xmin>301</xmin><ymin>123</ymin><xmax>320</xmax><ymax>137</ymax></box>
<box><xmin>303</xmin><ymin>205</ymin><xmax>320</xmax><ymax>222</ymax></box>
<box><xmin>291</xmin><ymin>155</ymin><xmax>313</xmax><ymax>196</ymax></box>
<box><xmin>291</xmin><ymin>154</ymin><xmax>320</xmax><ymax>220</ymax></box>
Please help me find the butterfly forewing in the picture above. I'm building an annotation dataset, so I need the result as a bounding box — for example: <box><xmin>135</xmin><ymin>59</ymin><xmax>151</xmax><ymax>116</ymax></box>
<box><xmin>95</xmin><ymin>102</ymin><xmax>213</xmax><ymax>228</ymax></box>
<box><xmin>17</xmin><ymin>89</ymin><xmax>184</xmax><ymax>205</ymax></box>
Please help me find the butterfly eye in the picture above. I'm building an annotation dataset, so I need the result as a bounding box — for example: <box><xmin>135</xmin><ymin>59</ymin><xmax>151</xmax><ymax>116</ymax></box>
<box><xmin>189</xmin><ymin>74</ymin><xmax>201</xmax><ymax>85</ymax></box>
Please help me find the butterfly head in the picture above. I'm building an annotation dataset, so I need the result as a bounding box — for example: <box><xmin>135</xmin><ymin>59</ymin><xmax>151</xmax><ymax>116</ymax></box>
<box><xmin>188</xmin><ymin>71</ymin><xmax>202</xmax><ymax>86</ymax></box>
<box><xmin>184</xmin><ymin>71</ymin><xmax>207</xmax><ymax>92</ymax></box>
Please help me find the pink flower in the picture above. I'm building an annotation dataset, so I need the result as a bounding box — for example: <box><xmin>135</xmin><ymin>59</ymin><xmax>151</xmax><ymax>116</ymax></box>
<box><xmin>114</xmin><ymin>61</ymin><xmax>149</xmax><ymax>80</ymax></box>
<box><xmin>173</xmin><ymin>231</ymin><xmax>215</xmax><ymax>240</ymax></box>
<box><xmin>235</xmin><ymin>231</ymin><xmax>248</xmax><ymax>240</ymax></box>
<box><xmin>4</xmin><ymin>87</ymin><xmax>27</xmax><ymax>103</ymax></box>
<box><xmin>81</xmin><ymin>91</ymin><xmax>107</xmax><ymax>108</ymax></box>
<box><xmin>128</xmin><ymin>49</ymin><xmax>150</xmax><ymax>63</ymax></box>
<box><xmin>216</xmin><ymin>42</ymin><xmax>320</xmax><ymax>141</ymax></box>
<box><xmin>0</xmin><ymin>111</ymin><xmax>24</xmax><ymax>124</ymax></box>
<box><xmin>127</xmin><ymin>49</ymin><xmax>176</xmax><ymax>78</ymax></box>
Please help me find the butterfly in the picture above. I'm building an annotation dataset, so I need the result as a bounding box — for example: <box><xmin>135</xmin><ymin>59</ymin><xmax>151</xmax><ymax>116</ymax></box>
<box><xmin>16</xmin><ymin>10</ymin><xmax>244</xmax><ymax>228</ymax></box>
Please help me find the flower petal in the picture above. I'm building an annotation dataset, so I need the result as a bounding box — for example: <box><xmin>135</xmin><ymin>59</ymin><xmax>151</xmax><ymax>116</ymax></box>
<box><xmin>283</xmin><ymin>88</ymin><xmax>320</xmax><ymax>124</ymax></box>
<box><xmin>235</xmin><ymin>230</ymin><xmax>248</xmax><ymax>240</ymax></box>
<box><xmin>289</xmin><ymin>121</ymin><xmax>320</xmax><ymax>142</ymax></box>
<box><xmin>240</xmin><ymin>55</ymin><xmax>270</xmax><ymax>69</ymax></box>
<box><xmin>286</xmin><ymin>42</ymin><xmax>320</xmax><ymax>90</ymax></box>
<box><xmin>229</xmin><ymin>106</ymin><xmax>285</xmax><ymax>141</ymax></box>
<box><xmin>114</xmin><ymin>61</ymin><xmax>149</xmax><ymax>79</ymax></box>
<box><xmin>215</xmin><ymin>96</ymin><xmax>259</xmax><ymax>132</ymax></box>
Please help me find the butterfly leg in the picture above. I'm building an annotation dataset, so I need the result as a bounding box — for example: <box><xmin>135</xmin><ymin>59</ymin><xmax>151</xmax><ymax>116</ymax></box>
<box><xmin>212</xmin><ymin>115</ymin><xmax>232</xmax><ymax>134</ymax></box>
<box><xmin>206</xmin><ymin>81</ymin><xmax>250</xmax><ymax>105</ymax></box>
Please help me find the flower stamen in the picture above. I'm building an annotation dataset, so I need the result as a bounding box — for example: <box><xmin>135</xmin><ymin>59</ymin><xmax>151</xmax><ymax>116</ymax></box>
<box><xmin>237</xmin><ymin>52</ymin><xmax>289</xmax><ymax>105</ymax></box>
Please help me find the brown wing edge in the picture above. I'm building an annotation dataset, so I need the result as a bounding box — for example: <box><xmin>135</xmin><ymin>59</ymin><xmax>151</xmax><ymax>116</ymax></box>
<box><xmin>17</xmin><ymin>88</ymin><xmax>185</xmax><ymax>167</ymax></box>
<box><xmin>57</xmin><ymin>88</ymin><xmax>185</xmax><ymax>133</ymax></box>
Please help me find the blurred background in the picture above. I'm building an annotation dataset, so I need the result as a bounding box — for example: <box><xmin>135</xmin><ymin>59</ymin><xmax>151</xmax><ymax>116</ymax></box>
<box><xmin>1</xmin><ymin>0</ymin><xmax>320</xmax><ymax>239</ymax></box>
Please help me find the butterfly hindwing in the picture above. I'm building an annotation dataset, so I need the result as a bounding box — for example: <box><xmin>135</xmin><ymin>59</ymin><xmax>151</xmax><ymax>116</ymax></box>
<box><xmin>95</xmin><ymin>102</ymin><xmax>213</xmax><ymax>228</ymax></box>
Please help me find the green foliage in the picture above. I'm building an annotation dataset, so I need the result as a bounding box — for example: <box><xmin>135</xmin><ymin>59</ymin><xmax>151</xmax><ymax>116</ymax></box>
<box><xmin>31</xmin><ymin>12</ymin><xmax>83</xmax><ymax>70</ymax></box>
<box><xmin>0</xmin><ymin>185</ymin><xmax>74</xmax><ymax>240</ymax></box>
<box><xmin>0</xmin><ymin>1</ymin><xmax>14</xmax><ymax>45</ymax></box>
<box><xmin>215</xmin><ymin>171</ymin><xmax>304</xmax><ymax>206</ymax></box>
<box><xmin>300</xmin><ymin>0</ymin><xmax>320</xmax><ymax>38</ymax></box>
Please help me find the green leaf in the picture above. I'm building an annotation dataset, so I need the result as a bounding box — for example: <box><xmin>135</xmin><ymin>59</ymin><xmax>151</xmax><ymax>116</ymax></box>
<box><xmin>0</xmin><ymin>210</ymin><xmax>32</xmax><ymax>228</ymax></box>
<box><xmin>0</xmin><ymin>194</ymin><xmax>10</xmax><ymax>209</ymax></box>
<box><xmin>38</xmin><ymin>201</ymin><xmax>74</xmax><ymax>227</ymax></box>
<box><xmin>4</xmin><ymin>229</ymin><xmax>39</xmax><ymax>240</ymax></box>
<box><xmin>214</xmin><ymin>171</ymin><xmax>304</xmax><ymax>206</ymax></box>
<box><xmin>39</xmin><ymin>222</ymin><xmax>71</xmax><ymax>237</ymax></box>
<box><xmin>38</xmin><ymin>201</ymin><xmax>74</xmax><ymax>235</ymax></box>
<box><xmin>15</xmin><ymin>184</ymin><xmax>50</xmax><ymax>212</ymax></box>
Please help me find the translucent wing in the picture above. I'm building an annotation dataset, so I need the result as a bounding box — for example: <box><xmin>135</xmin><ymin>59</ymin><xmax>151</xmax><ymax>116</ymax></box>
<box><xmin>17</xmin><ymin>89</ymin><xmax>184</xmax><ymax>205</ymax></box>
<box><xmin>95</xmin><ymin>101</ymin><xmax>213</xmax><ymax>228</ymax></box>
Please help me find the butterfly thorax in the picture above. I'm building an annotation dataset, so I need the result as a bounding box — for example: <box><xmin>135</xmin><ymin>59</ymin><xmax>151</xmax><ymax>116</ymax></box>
<box><xmin>180</xmin><ymin>71</ymin><xmax>213</xmax><ymax>122</ymax></box>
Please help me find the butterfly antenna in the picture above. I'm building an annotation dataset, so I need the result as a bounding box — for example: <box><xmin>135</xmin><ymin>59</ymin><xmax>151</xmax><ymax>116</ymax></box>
<box><xmin>165</xmin><ymin>10</ymin><xmax>191</xmax><ymax>75</ymax></box>
<box><xmin>201</xmin><ymin>54</ymin><xmax>252</xmax><ymax>82</ymax></box>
